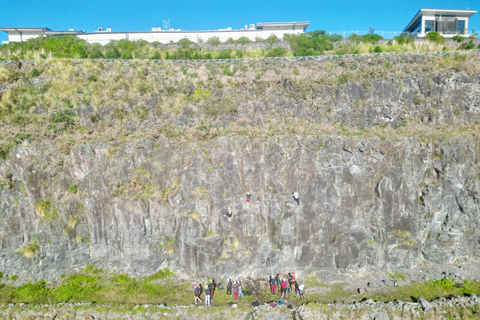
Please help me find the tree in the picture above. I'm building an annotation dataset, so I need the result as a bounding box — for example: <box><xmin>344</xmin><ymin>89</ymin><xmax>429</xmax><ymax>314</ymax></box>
<box><xmin>206</xmin><ymin>36</ymin><xmax>221</xmax><ymax>46</ymax></box>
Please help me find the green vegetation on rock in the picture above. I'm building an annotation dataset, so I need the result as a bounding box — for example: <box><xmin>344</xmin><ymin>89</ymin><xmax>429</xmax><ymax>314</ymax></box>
<box><xmin>35</xmin><ymin>200</ymin><xmax>51</xmax><ymax>217</ymax></box>
<box><xmin>17</xmin><ymin>239</ymin><xmax>39</xmax><ymax>258</ymax></box>
<box><xmin>68</xmin><ymin>184</ymin><xmax>78</xmax><ymax>194</ymax></box>
<box><xmin>425</xmin><ymin>32</ymin><xmax>446</xmax><ymax>45</ymax></box>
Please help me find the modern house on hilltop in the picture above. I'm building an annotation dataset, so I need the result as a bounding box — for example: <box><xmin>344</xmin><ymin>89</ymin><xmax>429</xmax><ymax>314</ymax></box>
<box><xmin>403</xmin><ymin>8</ymin><xmax>476</xmax><ymax>38</ymax></box>
<box><xmin>0</xmin><ymin>22</ymin><xmax>310</xmax><ymax>45</ymax></box>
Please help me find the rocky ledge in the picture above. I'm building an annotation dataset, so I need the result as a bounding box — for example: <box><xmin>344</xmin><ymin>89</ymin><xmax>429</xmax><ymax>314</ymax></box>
<box><xmin>2</xmin><ymin>294</ymin><xmax>480</xmax><ymax>320</ymax></box>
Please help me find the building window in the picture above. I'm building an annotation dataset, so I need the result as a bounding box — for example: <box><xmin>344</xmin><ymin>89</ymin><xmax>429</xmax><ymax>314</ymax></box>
<box><xmin>457</xmin><ymin>20</ymin><xmax>465</xmax><ymax>34</ymax></box>
<box><xmin>425</xmin><ymin>20</ymin><xmax>434</xmax><ymax>33</ymax></box>
<box><xmin>435</xmin><ymin>15</ymin><xmax>457</xmax><ymax>34</ymax></box>
<box><xmin>408</xmin><ymin>18</ymin><xmax>422</xmax><ymax>35</ymax></box>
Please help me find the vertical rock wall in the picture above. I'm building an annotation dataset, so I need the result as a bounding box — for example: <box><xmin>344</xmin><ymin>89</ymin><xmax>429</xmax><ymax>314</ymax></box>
<box><xmin>1</xmin><ymin>134</ymin><xmax>479</xmax><ymax>279</ymax></box>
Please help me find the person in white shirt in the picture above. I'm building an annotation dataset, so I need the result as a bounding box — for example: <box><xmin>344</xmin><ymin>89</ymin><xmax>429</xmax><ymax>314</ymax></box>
<box><xmin>298</xmin><ymin>281</ymin><xmax>305</xmax><ymax>299</ymax></box>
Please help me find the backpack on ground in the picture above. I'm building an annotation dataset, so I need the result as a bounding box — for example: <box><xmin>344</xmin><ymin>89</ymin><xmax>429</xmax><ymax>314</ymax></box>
<box><xmin>228</xmin><ymin>302</ymin><xmax>233</xmax><ymax>307</ymax></box>
<box><xmin>269</xmin><ymin>301</ymin><xmax>277</xmax><ymax>308</ymax></box>
<box><xmin>218</xmin><ymin>283</ymin><xmax>224</xmax><ymax>290</ymax></box>
<box><xmin>252</xmin><ymin>301</ymin><xmax>259</xmax><ymax>307</ymax></box>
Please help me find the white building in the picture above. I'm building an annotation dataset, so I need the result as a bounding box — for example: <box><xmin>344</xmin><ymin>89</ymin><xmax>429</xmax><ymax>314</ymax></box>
<box><xmin>0</xmin><ymin>22</ymin><xmax>309</xmax><ymax>45</ymax></box>
<box><xmin>403</xmin><ymin>8</ymin><xmax>476</xmax><ymax>38</ymax></box>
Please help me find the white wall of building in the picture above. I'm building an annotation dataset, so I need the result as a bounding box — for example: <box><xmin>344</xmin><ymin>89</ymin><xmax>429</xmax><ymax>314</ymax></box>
<box><xmin>76</xmin><ymin>29</ymin><xmax>303</xmax><ymax>46</ymax></box>
<box><xmin>5</xmin><ymin>31</ymin><xmax>47</xmax><ymax>43</ymax></box>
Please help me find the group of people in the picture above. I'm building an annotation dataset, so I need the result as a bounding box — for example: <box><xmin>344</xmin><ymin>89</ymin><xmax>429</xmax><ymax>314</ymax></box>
<box><xmin>193</xmin><ymin>278</ymin><xmax>245</xmax><ymax>306</ymax></box>
<box><xmin>194</xmin><ymin>279</ymin><xmax>217</xmax><ymax>306</ymax></box>
<box><xmin>226</xmin><ymin>278</ymin><xmax>244</xmax><ymax>301</ymax></box>
<box><xmin>269</xmin><ymin>272</ymin><xmax>306</xmax><ymax>299</ymax></box>
<box><xmin>224</xmin><ymin>190</ymin><xmax>300</xmax><ymax>219</ymax></box>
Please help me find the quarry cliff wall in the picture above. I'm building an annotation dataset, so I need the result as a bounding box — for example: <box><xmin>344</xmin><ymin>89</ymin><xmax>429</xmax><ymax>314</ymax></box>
<box><xmin>1</xmin><ymin>133</ymin><xmax>480</xmax><ymax>280</ymax></box>
<box><xmin>0</xmin><ymin>54</ymin><xmax>480</xmax><ymax>280</ymax></box>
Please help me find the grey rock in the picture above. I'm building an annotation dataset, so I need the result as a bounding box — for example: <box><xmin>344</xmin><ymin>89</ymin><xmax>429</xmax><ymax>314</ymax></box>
<box><xmin>418</xmin><ymin>297</ymin><xmax>433</xmax><ymax>312</ymax></box>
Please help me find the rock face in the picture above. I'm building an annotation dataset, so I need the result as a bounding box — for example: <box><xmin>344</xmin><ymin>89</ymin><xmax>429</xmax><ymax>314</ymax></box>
<box><xmin>1</xmin><ymin>54</ymin><xmax>480</xmax><ymax>280</ymax></box>
<box><xmin>1</xmin><ymin>132</ymin><xmax>480</xmax><ymax>279</ymax></box>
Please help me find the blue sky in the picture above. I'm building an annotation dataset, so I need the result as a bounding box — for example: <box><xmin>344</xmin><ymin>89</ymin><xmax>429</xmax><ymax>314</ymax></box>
<box><xmin>1</xmin><ymin>0</ymin><xmax>479</xmax><ymax>43</ymax></box>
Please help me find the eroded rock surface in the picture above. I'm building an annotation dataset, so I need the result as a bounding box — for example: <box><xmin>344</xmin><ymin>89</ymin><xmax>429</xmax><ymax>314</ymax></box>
<box><xmin>1</xmin><ymin>133</ymin><xmax>480</xmax><ymax>280</ymax></box>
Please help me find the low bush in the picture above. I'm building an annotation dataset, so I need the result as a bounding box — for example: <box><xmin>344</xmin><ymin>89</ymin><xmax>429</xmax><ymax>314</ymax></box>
<box><xmin>394</xmin><ymin>34</ymin><xmax>414</xmax><ymax>45</ymax></box>
<box><xmin>0</xmin><ymin>144</ymin><xmax>12</xmax><ymax>161</ymax></box>
<box><xmin>236</xmin><ymin>37</ymin><xmax>251</xmax><ymax>45</ymax></box>
<box><xmin>459</xmin><ymin>40</ymin><xmax>475</xmax><ymax>50</ymax></box>
<box><xmin>425</xmin><ymin>32</ymin><xmax>446</xmax><ymax>44</ymax></box>
<box><xmin>177</xmin><ymin>38</ymin><xmax>193</xmax><ymax>48</ymax></box>
<box><xmin>265</xmin><ymin>34</ymin><xmax>280</xmax><ymax>45</ymax></box>
<box><xmin>206</xmin><ymin>36</ymin><xmax>221</xmax><ymax>46</ymax></box>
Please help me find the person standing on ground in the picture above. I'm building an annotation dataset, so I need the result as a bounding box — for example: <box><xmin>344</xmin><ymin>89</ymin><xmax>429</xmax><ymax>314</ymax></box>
<box><xmin>233</xmin><ymin>281</ymin><xmax>239</xmax><ymax>301</ymax></box>
<box><xmin>269</xmin><ymin>276</ymin><xmax>277</xmax><ymax>296</ymax></box>
<box><xmin>292</xmin><ymin>190</ymin><xmax>300</xmax><ymax>205</ymax></box>
<box><xmin>204</xmin><ymin>284</ymin><xmax>211</xmax><ymax>306</ymax></box>
<box><xmin>276</xmin><ymin>273</ymin><xmax>282</xmax><ymax>293</ymax></box>
<box><xmin>290</xmin><ymin>272</ymin><xmax>296</xmax><ymax>293</ymax></box>
<box><xmin>237</xmin><ymin>278</ymin><xmax>244</xmax><ymax>298</ymax></box>
<box><xmin>294</xmin><ymin>280</ymin><xmax>299</xmax><ymax>297</ymax></box>
<box><xmin>194</xmin><ymin>284</ymin><xmax>202</xmax><ymax>305</ymax></box>
<box><xmin>281</xmin><ymin>278</ymin><xmax>288</xmax><ymax>298</ymax></box>
<box><xmin>299</xmin><ymin>281</ymin><xmax>305</xmax><ymax>300</ymax></box>
<box><xmin>199</xmin><ymin>283</ymin><xmax>203</xmax><ymax>297</ymax></box>
<box><xmin>208</xmin><ymin>279</ymin><xmax>215</xmax><ymax>299</ymax></box>
<box><xmin>226</xmin><ymin>278</ymin><xmax>232</xmax><ymax>297</ymax></box>
<box><xmin>246</xmin><ymin>191</ymin><xmax>252</xmax><ymax>209</ymax></box>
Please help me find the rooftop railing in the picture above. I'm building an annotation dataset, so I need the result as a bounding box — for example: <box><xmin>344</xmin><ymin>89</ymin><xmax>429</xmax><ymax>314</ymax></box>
<box><xmin>326</xmin><ymin>30</ymin><xmax>417</xmax><ymax>38</ymax></box>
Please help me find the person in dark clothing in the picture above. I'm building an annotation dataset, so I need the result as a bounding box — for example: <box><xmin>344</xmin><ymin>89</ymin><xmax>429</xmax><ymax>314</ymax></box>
<box><xmin>226</xmin><ymin>278</ymin><xmax>232</xmax><ymax>297</ymax></box>
<box><xmin>269</xmin><ymin>276</ymin><xmax>277</xmax><ymax>295</ymax></box>
<box><xmin>294</xmin><ymin>281</ymin><xmax>299</xmax><ymax>296</ymax></box>
<box><xmin>290</xmin><ymin>272</ymin><xmax>296</xmax><ymax>293</ymax></box>
<box><xmin>246</xmin><ymin>191</ymin><xmax>252</xmax><ymax>208</ymax></box>
<box><xmin>199</xmin><ymin>283</ymin><xmax>204</xmax><ymax>296</ymax></box>
<box><xmin>208</xmin><ymin>280</ymin><xmax>215</xmax><ymax>299</ymax></box>
<box><xmin>194</xmin><ymin>284</ymin><xmax>202</xmax><ymax>304</ymax></box>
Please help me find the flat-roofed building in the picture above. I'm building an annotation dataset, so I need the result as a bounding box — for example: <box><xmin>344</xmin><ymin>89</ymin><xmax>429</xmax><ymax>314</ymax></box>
<box><xmin>0</xmin><ymin>22</ymin><xmax>309</xmax><ymax>45</ymax></box>
<box><xmin>403</xmin><ymin>8</ymin><xmax>476</xmax><ymax>38</ymax></box>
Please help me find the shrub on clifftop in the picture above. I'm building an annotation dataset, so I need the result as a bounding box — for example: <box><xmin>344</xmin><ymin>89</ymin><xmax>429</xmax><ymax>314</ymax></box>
<box><xmin>425</xmin><ymin>32</ymin><xmax>446</xmax><ymax>44</ymax></box>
